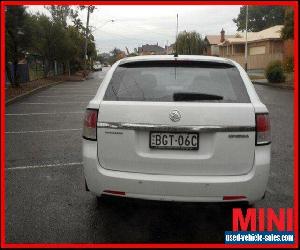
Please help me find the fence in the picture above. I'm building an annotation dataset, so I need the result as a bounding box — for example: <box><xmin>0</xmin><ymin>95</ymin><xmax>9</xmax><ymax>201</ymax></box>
<box><xmin>27</xmin><ymin>57</ymin><xmax>65</xmax><ymax>81</ymax></box>
<box><xmin>225</xmin><ymin>53</ymin><xmax>283</xmax><ymax>70</ymax></box>
<box><xmin>7</xmin><ymin>63</ymin><xmax>29</xmax><ymax>83</ymax></box>
<box><xmin>6</xmin><ymin>59</ymin><xmax>66</xmax><ymax>84</ymax></box>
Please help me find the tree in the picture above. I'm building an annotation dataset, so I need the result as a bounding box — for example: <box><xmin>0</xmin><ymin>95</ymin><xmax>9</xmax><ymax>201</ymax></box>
<box><xmin>30</xmin><ymin>14</ymin><xmax>68</xmax><ymax>76</ymax></box>
<box><xmin>44</xmin><ymin>6</ymin><xmax>97</xmax><ymax>72</ymax></box>
<box><xmin>70</xmin><ymin>8</ymin><xmax>84</xmax><ymax>31</ymax></box>
<box><xmin>66</xmin><ymin>26</ymin><xmax>86</xmax><ymax>72</ymax></box>
<box><xmin>233</xmin><ymin>6</ymin><xmax>285</xmax><ymax>32</ymax></box>
<box><xmin>281</xmin><ymin>7</ymin><xmax>294</xmax><ymax>40</ymax></box>
<box><xmin>45</xmin><ymin>5</ymin><xmax>72</xmax><ymax>28</ymax></box>
<box><xmin>5</xmin><ymin>6</ymin><xmax>33</xmax><ymax>85</ymax></box>
<box><xmin>6</xmin><ymin>5</ymin><xmax>98</xmax><ymax>82</ymax></box>
<box><xmin>109</xmin><ymin>48</ymin><xmax>124</xmax><ymax>64</ymax></box>
<box><xmin>97</xmin><ymin>52</ymin><xmax>110</xmax><ymax>64</ymax></box>
<box><xmin>175</xmin><ymin>31</ymin><xmax>205</xmax><ymax>55</ymax></box>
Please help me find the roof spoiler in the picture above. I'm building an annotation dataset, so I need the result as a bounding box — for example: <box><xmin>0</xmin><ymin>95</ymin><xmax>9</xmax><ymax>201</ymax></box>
<box><xmin>118</xmin><ymin>59</ymin><xmax>235</xmax><ymax>68</ymax></box>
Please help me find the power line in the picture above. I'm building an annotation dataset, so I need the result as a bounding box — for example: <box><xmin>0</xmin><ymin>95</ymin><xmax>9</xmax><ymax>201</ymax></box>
<box><xmin>95</xmin><ymin>29</ymin><xmax>161</xmax><ymax>44</ymax></box>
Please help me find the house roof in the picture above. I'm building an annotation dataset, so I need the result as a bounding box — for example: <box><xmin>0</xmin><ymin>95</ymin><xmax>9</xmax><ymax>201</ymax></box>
<box><xmin>138</xmin><ymin>44</ymin><xmax>165</xmax><ymax>53</ymax></box>
<box><xmin>205</xmin><ymin>35</ymin><xmax>235</xmax><ymax>45</ymax></box>
<box><xmin>219</xmin><ymin>25</ymin><xmax>284</xmax><ymax>45</ymax></box>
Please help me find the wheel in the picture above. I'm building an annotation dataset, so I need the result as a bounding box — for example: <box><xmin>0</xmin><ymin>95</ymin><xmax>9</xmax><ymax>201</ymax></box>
<box><xmin>96</xmin><ymin>195</ymin><xmax>103</xmax><ymax>203</ymax></box>
<box><xmin>96</xmin><ymin>194</ymin><xmax>120</xmax><ymax>207</ymax></box>
<box><xmin>225</xmin><ymin>201</ymin><xmax>254</xmax><ymax>212</ymax></box>
<box><xmin>96</xmin><ymin>195</ymin><xmax>112</xmax><ymax>207</ymax></box>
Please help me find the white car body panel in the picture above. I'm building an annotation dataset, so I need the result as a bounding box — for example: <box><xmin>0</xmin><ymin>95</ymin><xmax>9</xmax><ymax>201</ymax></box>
<box><xmin>83</xmin><ymin>55</ymin><xmax>271</xmax><ymax>203</ymax></box>
<box><xmin>97</xmin><ymin>102</ymin><xmax>255</xmax><ymax>176</ymax></box>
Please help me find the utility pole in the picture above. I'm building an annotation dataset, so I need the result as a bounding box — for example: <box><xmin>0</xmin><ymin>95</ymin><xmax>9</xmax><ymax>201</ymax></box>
<box><xmin>175</xmin><ymin>13</ymin><xmax>178</xmax><ymax>57</ymax></box>
<box><xmin>245</xmin><ymin>5</ymin><xmax>249</xmax><ymax>72</ymax></box>
<box><xmin>166</xmin><ymin>40</ymin><xmax>169</xmax><ymax>54</ymax></box>
<box><xmin>84</xmin><ymin>6</ymin><xmax>91</xmax><ymax>71</ymax></box>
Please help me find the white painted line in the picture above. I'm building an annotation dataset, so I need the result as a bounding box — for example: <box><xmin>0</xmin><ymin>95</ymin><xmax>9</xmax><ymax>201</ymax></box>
<box><xmin>22</xmin><ymin>102</ymin><xmax>87</xmax><ymax>105</ymax></box>
<box><xmin>50</xmin><ymin>88</ymin><xmax>95</xmax><ymax>90</ymax></box>
<box><xmin>6</xmin><ymin>162</ymin><xmax>83</xmax><ymax>171</ymax></box>
<box><xmin>50</xmin><ymin>86</ymin><xmax>99</xmax><ymax>88</ymax></box>
<box><xmin>37</xmin><ymin>95</ymin><xmax>94</xmax><ymax>98</ymax></box>
<box><xmin>6</xmin><ymin>112</ymin><xmax>84</xmax><ymax>116</ymax></box>
<box><xmin>45</xmin><ymin>90</ymin><xmax>97</xmax><ymax>92</ymax></box>
<box><xmin>50</xmin><ymin>85</ymin><xmax>99</xmax><ymax>88</ymax></box>
<box><xmin>6</xmin><ymin>128</ymin><xmax>81</xmax><ymax>134</ymax></box>
<box><xmin>46</xmin><ymin>89</ymin><xmax>97</xmax><ymax>91</ymax></box>
<box><xmin>266</xmin><ymin>187</ymin><xmax>276</xmax><ymax>195</ymax></box>
<box><xmin>42</xmin><ymin>92</ymin><xmax>96</xmax><ymax>95</ymax></box>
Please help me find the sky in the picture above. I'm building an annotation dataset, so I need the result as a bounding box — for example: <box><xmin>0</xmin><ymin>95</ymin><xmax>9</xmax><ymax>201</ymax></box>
<box><xmin>27</xmin><ymin>5</ymin><xmax>242</xmax><ymax>54</ymax></box>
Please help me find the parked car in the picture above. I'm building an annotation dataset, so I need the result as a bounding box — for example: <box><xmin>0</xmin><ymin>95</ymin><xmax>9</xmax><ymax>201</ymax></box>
<box><xmin>83</xmin><ymin>55</ymin><xmax>271</xmax><ymax>205</ymax></box>
<box><xmin>93</xmin><ymin>63</ymin><xmax>102</xmax><ymax>71</ymax></box>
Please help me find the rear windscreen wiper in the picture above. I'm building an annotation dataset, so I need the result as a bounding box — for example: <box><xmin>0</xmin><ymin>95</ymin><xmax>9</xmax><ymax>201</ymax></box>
<box><xmin>173</xmin><ymin>92</ymin><xmax>224</xmax><ymax>101</ymax></box>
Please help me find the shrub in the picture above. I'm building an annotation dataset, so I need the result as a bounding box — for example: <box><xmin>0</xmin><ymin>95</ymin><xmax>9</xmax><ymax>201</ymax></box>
<box><xmin>282</xmin><ymin>57</ymin><xmax>294</xmax><ymax>73</ymax></box>
<box><xmin>265</xmin><ymin>60</ymin><xmax>286</xmax><ymax>83</ymax></box>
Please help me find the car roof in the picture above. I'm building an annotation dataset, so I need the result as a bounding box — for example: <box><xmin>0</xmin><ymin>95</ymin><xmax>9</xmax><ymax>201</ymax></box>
<box><xmin>118</xmin><ymin>55</ymin><xmax>234</xmax><ymax>66</ymax></box>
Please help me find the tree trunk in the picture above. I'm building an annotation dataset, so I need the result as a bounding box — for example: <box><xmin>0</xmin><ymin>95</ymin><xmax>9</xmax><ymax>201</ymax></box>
<box><xmin>12</xmin><ymin>60</ymin><xmax>19</xmax><ymax>87</ymax></box>
<box><xmin>5</xmin><ymin>58</ymin><xmax>13</xmax><ymax>84</ymax></box>
<box><xmin>63</xmin><ymin>62</ymin><xmax>66</xmax><ymax>74</ymax></box>
<box><xmin>43</xmin><ymin>59</ymin><xmax>49</xmax><ymax>78</ymax></box>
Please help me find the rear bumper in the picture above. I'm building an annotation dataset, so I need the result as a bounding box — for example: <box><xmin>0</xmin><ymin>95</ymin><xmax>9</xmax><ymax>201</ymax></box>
<box><xmin>83</xmin><ymin>140</ymin><xmax>270</xmax><ymax>203</ymax></box>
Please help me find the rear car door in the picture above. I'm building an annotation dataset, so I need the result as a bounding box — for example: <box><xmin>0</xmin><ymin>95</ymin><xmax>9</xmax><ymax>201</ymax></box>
<box><xmin>97</xmin><ymin>60</ymin><xmax>255</xmax><ymax>176</ymax></box>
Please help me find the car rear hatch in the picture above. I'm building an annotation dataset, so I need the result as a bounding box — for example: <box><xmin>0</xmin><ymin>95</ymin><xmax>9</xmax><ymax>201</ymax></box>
<box><xmin>97</xmin><ymin>60</ymin><xmax>255</xmax><ymax>176</ymax></box>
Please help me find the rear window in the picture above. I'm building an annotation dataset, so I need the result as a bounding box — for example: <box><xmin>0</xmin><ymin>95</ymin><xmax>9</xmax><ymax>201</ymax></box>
<box><xmin>104</xmin><ymin>61</ymin><xmax>250</xmax><ymax>103</ymax></box>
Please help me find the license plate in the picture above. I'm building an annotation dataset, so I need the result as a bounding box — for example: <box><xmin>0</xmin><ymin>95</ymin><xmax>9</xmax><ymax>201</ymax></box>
<box><xmin>150</xmin><ymin>132</ymin><xmax>199</xmax><ymax>150</ymax></box>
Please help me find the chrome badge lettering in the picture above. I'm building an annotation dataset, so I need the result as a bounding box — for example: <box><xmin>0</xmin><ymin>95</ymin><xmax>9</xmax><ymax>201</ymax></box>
<box><xmin>228</xmin><ymin>134</ymin><xmax>249</xmax><ymax>138</ymax></box>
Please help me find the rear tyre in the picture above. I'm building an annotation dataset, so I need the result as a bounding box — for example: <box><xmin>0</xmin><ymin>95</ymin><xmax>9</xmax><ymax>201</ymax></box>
<box><xmin>226</xmin><ymin>201</ymin><xmax>254</xmax><ymax>211</ymax></box>
<box><xmin>96</xmin><ymin>195</ymin><xmax>112</xmax><ymax>206</ymax></box>
<box><xmin>96</xmin><ymin>195</ymin><xmax>103</xmax><ymax>203</ymax></box>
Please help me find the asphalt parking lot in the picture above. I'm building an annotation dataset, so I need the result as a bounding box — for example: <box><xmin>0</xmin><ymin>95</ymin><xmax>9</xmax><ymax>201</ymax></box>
<box><xmin>5</xmin><ymin>69</ymin><xmax>294</xmax><ymax>243</ymax></box>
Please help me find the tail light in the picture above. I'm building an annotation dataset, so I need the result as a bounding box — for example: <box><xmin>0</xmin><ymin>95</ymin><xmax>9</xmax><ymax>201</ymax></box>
<box><xmin>255</xmin><ymin>113</ymin><xmax>271</xmax><ymax>145</ymax></box>
<box><xmin>83</xmin><ymin>109</ymin><xmax>98</xmax><ymax>141</ymax></box>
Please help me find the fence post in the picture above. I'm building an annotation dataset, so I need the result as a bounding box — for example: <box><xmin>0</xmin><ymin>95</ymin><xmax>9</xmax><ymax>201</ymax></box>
<box><xmin>68</xmin><ymin>61</ymin><xmax>71</xmax><ymax>77</ymax></box>
<box><xmin>54</xmin><ymin>60</ymin><xmax>57</xmax><ymax>76</ymax></box>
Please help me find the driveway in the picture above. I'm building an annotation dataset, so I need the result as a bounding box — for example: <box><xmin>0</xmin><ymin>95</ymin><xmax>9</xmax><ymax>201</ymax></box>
<box><xmin>5</xmin><ymin>71</ymin><xmax>294</xmax><ymax>243</ymax></box>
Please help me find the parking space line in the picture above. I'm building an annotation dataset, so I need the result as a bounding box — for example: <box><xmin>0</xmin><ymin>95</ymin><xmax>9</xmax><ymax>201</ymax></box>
<box><xmin>43</xmin><ymin>91</ymin><xmax>98</xmax><ymax>92</ymax></box>
<box><xmin>51</xmin><ymin>87</ymin><xmax>99</xmax><ymax>89</ymax></box>
<box><xmin>6</xmin><ymin>128</ymin><xmax>81</xmax><ymax>134</ymax></box>
<box><xmin>6</xmin><ymin>162</ymin><xmax>83</xmax><ymax>171</ymax></box>
<box><xmin>21</xmin><ymin>102</ymin><xmax>87</xmax><ymax>105</ymax></box>
<box><xmin>37</xmin><ymin>95</ymin><xmax>94</xmax><ymax>98</ymax></box>
<box><xmin>39</xmin><ymin>93</ymin><xmax>96</xmax><ymax>95</ymax></box>
<box><xmin>45</xmin><ymin>89</ymin><xmax>97</xmax><ymax>90</ymax></box>
<box><xmin>43</xmin><ymin>91</ymin><xmax>96</xmax><ymax>93</ymax></box>
<box><xmin>6</xmin><ymin>112</ymin><xmax>84</xmax><ymax>116</ymax></box>
<box><xmin>50</xmin><ymin>85</ymin><xmax>99</xmax><ymax>87</ymax></box>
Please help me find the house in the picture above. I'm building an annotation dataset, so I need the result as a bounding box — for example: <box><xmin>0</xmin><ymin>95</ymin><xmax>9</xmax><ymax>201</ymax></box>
<box><xmin>218</xmin><ymin>25</ymin><xmax>287</xmax><ymax>70</ymax></box>
<box><xmin>204</xmin><ymin>29</ymin><xmax>235</xmax><ymax>56</ymax></box>
<box><xmin>137</xmin><ymin>43</ymin><xmax>165</xmax><ymax>55</ymax></box>
<box><xmin>116</xmin><ymin>50</ymin><xmax>126</xmax><ymax>60</ymax></box>
<box><xmin>165</xmin><ymin>43</ymin><xmax>175</xmax><ymax>55</ymax></box>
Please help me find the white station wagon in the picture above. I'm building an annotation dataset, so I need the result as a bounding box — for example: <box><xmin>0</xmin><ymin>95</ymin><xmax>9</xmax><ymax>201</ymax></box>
<box><xmin>83</xmin><ymin>55</ymin><xmax>271</xmax><ymax>205</ymax></box>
